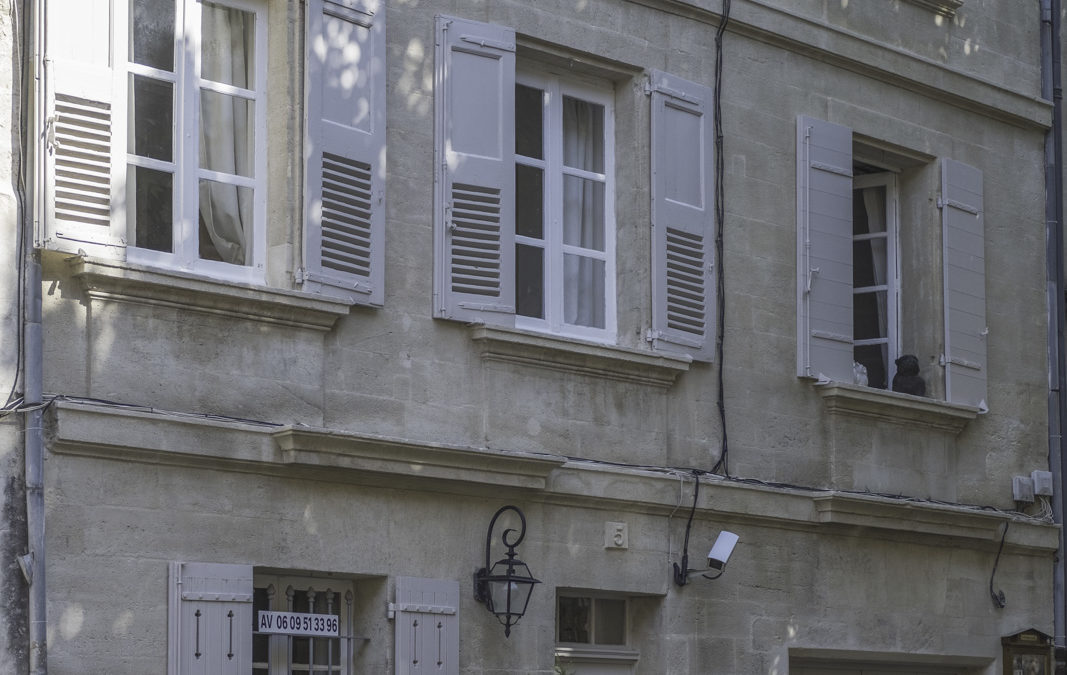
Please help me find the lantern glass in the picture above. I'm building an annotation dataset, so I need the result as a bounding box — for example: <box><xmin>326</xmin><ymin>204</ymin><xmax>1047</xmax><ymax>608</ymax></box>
<box><xmin>485</xmin><ymin>559</ymin><xmax>538</xmax><ymax>623</ymax></box>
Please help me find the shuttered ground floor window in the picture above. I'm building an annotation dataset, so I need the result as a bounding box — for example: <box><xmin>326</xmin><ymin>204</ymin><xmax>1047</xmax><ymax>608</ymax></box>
<box><xmin>253</xmin><ymin>574</ymin><xmax>357</xmax><ymax>675</ymax></box>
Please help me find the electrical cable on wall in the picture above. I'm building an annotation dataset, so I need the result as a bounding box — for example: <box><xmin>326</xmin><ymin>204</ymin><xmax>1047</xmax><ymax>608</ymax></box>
<box><xmin>711</xmin><ymin>0</ymin><xmax>732</xmax><ymax>477</ymax></box>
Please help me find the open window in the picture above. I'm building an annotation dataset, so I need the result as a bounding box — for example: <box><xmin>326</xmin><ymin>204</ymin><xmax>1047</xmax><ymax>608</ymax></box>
<box><xmin>433</xmin><ymin>15</ymin><xmax>715</xmax><ymax>361</ymax></box>
<box><xmin>795</xmin><ymin>115</ymin><xmax>987</xmax><ymax>409</ymax></box>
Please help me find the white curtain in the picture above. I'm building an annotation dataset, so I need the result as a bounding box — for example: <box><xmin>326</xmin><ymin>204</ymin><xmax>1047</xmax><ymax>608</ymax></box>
<box><xmin>198</xmin><ymin>4</ymin><xmax>254</xmax><ymax>265</ymax></box>
<box><xmin>861</xmin><ymin>186</ymin><xmax>888</xmax><ymax>372</ymax></box>
<box><xmin>562</xmin><ymin>98</ymin><xmax>605</xmax><ymax>328</ymax></box>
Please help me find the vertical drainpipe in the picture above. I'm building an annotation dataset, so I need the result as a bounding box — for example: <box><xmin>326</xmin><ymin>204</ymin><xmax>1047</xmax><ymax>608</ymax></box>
<box><xmin>1042</xmin><ymin>0</ymin><xmax>1066</xmax><ymax>667</ymax></box>
<box><xmin>23</xmin><ymin>0</ymin><xmax>46</xmax><ymax>671</ymax></box>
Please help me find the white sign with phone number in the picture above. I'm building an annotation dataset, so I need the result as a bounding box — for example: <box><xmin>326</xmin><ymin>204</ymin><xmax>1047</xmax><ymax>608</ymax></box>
<box><xmin>257</xmin><ymin>611</ymin><xmax>339</xmax><ymax>637</ymax></box>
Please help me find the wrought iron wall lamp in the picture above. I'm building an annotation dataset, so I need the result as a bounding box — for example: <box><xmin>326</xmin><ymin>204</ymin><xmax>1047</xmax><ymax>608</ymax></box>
<box><xmin>473</xmin><ymin>505</ymin><xmax>541</xmax><ymax>637</ymax></box>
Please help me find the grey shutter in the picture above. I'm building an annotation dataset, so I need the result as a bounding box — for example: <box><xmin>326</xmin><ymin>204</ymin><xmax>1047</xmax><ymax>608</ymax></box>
<box><xmin>941</xmin><ymin>159</ymin><xmax>987</xmax><ymax>410</ymax></box>
<box><xmin>169</xmin><ymin>562</ymin><xmax>253</xmax><ymax>675</ymax></box>
<box><xmin>649</xmin><ymin>71</ymin><xmax>715</xmax><ymax>362</ymax></box>
<box><xmin>40</xmin><ymin>0</ymin><xmax>123</xmax><ymax>255</ymax></box>
<box><xmin>394</xmin><ymin>577</ymin><xmax>459</xmax><ymax>675</ymax></box>
<box><xmin>433</xmin><ymin>15</ymin><xmax>516</xmax><ymax>324</ymax></box>
<box><xmin>304</xmin><ymin>0</ymin><xmax>386</xmax><ymax>306</ymax></box>
<box><xmin>796</xmin><ymin>115</ymin><xmax>853</xmax><ymax>382</ymax></box>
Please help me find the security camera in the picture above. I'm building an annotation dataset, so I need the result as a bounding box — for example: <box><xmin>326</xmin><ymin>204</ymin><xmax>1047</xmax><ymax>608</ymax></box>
<box><xmin>707</xmin><ymin>531</ymin><xmax>738</xmax><ymax>570</ymax></box>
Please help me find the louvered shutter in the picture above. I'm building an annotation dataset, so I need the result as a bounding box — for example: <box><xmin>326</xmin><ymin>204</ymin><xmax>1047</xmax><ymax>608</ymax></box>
<box><xmin>941</xmin><ymin>159</ymin><xmax>987</xmax><ymax>410</ymax></box>
<box><xmin>169</xmin><ymin>562</ymin><xmax>253</xmax><ymax>675</ymax></box>
<box><xmin>433</xmin><ymin>16</ymin><xmax>516</xmax><ymax>324</ymax></box>
<box><xmin>40</xmin><ymin>0</ymin><xmax>123</xmax><ymax>255</ymax></box>
<box><xmin>796</xmin><ymin>116</ymin><xmax>853</xmax><ymax>382</ymax></box>
<box><xmin>649</xmin><ymin>71</ymin><xmax>715</xmax><ymax>362</ymax></box>
<box><xmin>303</xmin><ymin>0</ymin><xmax>386</xmax><ymax>306</ymax></box>
<box><xmin>394</xmin><ymin>577</ymin><xmax>459</xmax><ymax>675</ymax></box>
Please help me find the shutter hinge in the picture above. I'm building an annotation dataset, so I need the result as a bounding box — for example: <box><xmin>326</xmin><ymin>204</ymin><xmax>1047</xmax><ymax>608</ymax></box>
<box><xmin>295</xmin><ymin>267</ymin><xmax>306</xmax><ymax>284</ymax></box>
<box><xmin>646</xmin><ymin>329</ymin><xmax>661</xmax><ymax>343</ymax></box>
<box><xmin>45</xmin><ymin>115</ymin><xmax>57</xmax><ymax>154</ymax></box>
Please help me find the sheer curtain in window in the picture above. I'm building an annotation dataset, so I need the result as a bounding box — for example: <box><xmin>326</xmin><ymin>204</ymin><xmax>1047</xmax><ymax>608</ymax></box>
<box><xmin>862</xmin><ymin>186</ymin><xmax>888</xmax><ymax>370</ymax></box>
<box><xmin>198</xmin><ymin>3</ymin><xmax>255</xmax><ymax>265</ymax></box>
<box><xmin>562</xmin><ymin>97</ymin><xmax>605</xmax><ymax>328</ymax></box>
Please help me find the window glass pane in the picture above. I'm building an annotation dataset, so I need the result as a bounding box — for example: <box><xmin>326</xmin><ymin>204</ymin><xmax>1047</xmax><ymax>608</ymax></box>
<box><xmin>200</xmin><ymin>90</ymin><xmax>255</xmax><ymax>177</ymax></box>
<box><xmin>854</xmin><ymin>185</ymin><xmax>887</xmax><ymax>235</ymax></box>
<box><xmin>130</xmin><ymin>165</ymin><xmax>172</xmax><ymax>252</ymax></box>
<box><xmin>855</xmin><ymin>343</ymin><xmax>889</xmax><ymax>390</ymax></box>
<box><xmin>854</xmin><ymin>290</ymin><xmax>887</xmax><ymax>341</ymax></box>
<box><xmin>252</xmin><ymin>587</ymin><xmax>270</xmax><ymax>675</ymax></box>
<box><xmin>516</xmin><ymin>85</ymin><xmax>543</xmax><ymax>159</ymax></box>
<box><xmin>564</xmin><ymin>254</ymin><xmax>605</xmax><ymax>329</ymax></box>
<box><xmin>558</xmin><ymin>597</ymin><xmax>591</xmax><ymax>643</ymax></box>
<box><xmin>563</xmin><ymin>96</ymin><xmax>604</xmax><ymax>173</ymax></box>
<box><xmin>201</xmin><ymin>2</ymin><xmax>255</xmax><ymax>88</ymax></box>
<box><xmin>853</xmin><ymin>237</ymin><xmax>887</xmax><ymax>288</ymax></box>
<box><xmin>198</xmin><ymin>179</ymin><xmax>251</xmax><ymax>265</ymax></box>
<box><xmin>593</xmin><ymin>599</ymin><xmax>626</xmax><ymax>645</ymax></box>
<box><xmin>563</xmin><ymin>175</ymin><xmax>604</xmax><ymax>251</ymax></box>
<box><xmin>130</xmin><ymin>0</ymin><xmax>174</xmax><ymax>71</ymax></box>
<box><xmin>516</xmin><ymin>243</ymin><xmax>544</xmax><ymax>319</ymax></box>
<box><xmin>516</xmin><ymin>164</ymin><xmax>543</xmax><ymax>239</ymax></box>
<box><xmin>129</xmin><ymin>74</ymin><xmax>173</xmax><ymax>161</ymax></box>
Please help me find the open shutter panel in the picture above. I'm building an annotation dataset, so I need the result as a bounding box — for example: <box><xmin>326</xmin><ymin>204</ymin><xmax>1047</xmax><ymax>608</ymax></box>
<box><xmin>433</xmin><ymin>15</ymin><xmax>516</xmax><ymax>324</ymax></box>
<box><xmin>796</xmin><ymin>116</ymin><xmax>853</xmax><ymax>382</ymax></box>
<box><xmin>941</xmin><ymin>159</ymin><xmax>987</xmax><ymax>410</ymax></box>
<box><xmin>170</xmin><ymin>562</ymin><xmax>253</xmax><ymax>675</ymax></box>
<box><xmin>649</xmin><ymin>71</ymin><xmax>715</xmax><ymax>362</ymax></box>
<box><xmin>394</xmin><ymin>577</ymin><xmax>459</xmax><ymax>675</ymax></box>
<box><xmin>304</xmin><ymin>0</ymin><xmax>386</xmax><ymax>306</ymax></box>
<box><xmin>40</xmin><ymin>0</ymin><xmax>123</xmax><ymax>255</ymax></box>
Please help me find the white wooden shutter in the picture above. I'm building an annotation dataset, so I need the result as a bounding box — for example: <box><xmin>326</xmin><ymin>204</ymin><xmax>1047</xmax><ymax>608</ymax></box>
<box><xmin>168</xmin><ymin>562</ymin><xmax>253</xmax><ymax>675</ymax></box>
<box><xmin>303</xmin><ymin>0</ymin><xmax>386</xmax><ymax>306</ymax></box>
<box><xmin>649</xmin><ymin>70</ymin><xmax>715</xmax><ymax>362</ymax></box>
<box><xmin>40</xmin><ymin>0</ymin><xmax>123</xmax><ymax>255</ymax></box>
<box><xmin>394</xmin><ymin>577</ymin><xmax>459</xmax><ymax>675</ymax></box>
<box><xmin>433</xmin><ymin>15</ymin><xmax>516</xmax><ymax>325</ymax></box>
<box><xmin>941</xmin><ymin>159</ymin><xmax>987</xmax><ymax>410</ymax></box>
<box><xmin>796</xmin><ymin>115</ymin><xmax>853</xmax><ymax>382</ymax></box>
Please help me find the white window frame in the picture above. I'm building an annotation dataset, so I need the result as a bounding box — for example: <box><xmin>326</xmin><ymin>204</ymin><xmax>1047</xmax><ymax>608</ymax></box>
<box><xmin>119</xmin><ymin>0</ymin><xmax>268</xmax><ymax>284</ymax></box>
<box><xmin>253</xmin><ymin>573</ymin><xmax>357</xmax><ymax>675</ymax></box>
<box><xmin>852</xmin><ymin>171</ymin><xmax>900</xmax><ymax>389</ymax></box>
<box><xmin>514</xmin><ymin>69</ymin><xmax>617</xmax><ymax>343</ymax></box>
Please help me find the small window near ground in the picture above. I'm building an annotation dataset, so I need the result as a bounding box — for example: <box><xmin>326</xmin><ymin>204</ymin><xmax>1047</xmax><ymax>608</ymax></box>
<box><xmin>557</xmin><ymin>595</ymin><xmax>626</xmax><ymax>646</ymax></box>
<box><xmin>253</xmin><ymin>575</ymin><xmax>357</xmax><ymax>675</ymax></box>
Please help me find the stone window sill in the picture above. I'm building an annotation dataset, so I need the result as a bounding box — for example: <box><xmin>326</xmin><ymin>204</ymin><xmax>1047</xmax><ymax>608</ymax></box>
<box><xmin>554</xmin><ymin>646</ymin><xmax>641</xmax><ymax>665</ymax></box>
<box><xmin>67</xmin><ymin>255</ymin><xmax>351</xmax><ymax>331</ymax></box>
<box><xmin>814</xmin><ymin>381</ymin><xmax>979</xmax><ymax>434</ymax></box>
<box><xmin>469</xmin><ymin>325</ymin><xmax>691</xmax><ymax>388</ymax></box>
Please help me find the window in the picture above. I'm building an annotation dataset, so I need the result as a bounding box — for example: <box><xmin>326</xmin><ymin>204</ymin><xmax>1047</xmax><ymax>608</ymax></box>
<box><xmin>253</xmin><ymin>574</ymin><xmax>357</xmax><ymax>675</ymax></box>
<box><xmin>555</xmin><ymin>593</ymin><xmax>639</xmax><ymax>675</ymax></box>
<box><xmin>796</xmin><ymin>115</ymin><xmax>988</xmax><ymax>409</ymax></box>
<box><xmin>168</xmin><ymin>563</ymin><xmax>361</xmax><ymax>675</ymax></box>
<box><xmin>125</xmin><ymin>0</ymin><xmax>267</xmax><ymax>281</ymax></box>
<box><xmin>557</xmin><ymin>595</ymin><xmax>626</xmax><ymax>646</ymax></box>
<box><xmin>40</xmin><ymin>0</ymin><xmax>385</xmax><ymax>304</ymax></box>
<box><xmin>851</xmin><ymin>171</ymin><xmax>899</xmax><ymax>389</ymax></box>
<box><xmin>433</xmin><ymin>15</ymin><xmax>715</xmax><ymax>360</ymax></box>
<box><xmin>515</xmin><ymin>73</ymin><xmax>616</xmax><ymax>340</ymax></box>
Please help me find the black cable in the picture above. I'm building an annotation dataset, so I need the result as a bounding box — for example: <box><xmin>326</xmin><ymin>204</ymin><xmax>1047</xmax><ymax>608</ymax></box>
<box><xmin>5</xmin><ymin>0</ymin><xmax>30</xmax><ymax>409</ymax></box>
<box><xmin>672</xmin><ymin>469</ymin><xmax>700</xmax><ymax>586</ymax></box>
<box><xmin>989</xmin><ymin>519</ymin><xmax>1009</xmax><ymax>609</ymax></box>
<box><xmin>711</xmin><ymin>0</ymin><xmax>731</xmax><ymax>477</ymax></box>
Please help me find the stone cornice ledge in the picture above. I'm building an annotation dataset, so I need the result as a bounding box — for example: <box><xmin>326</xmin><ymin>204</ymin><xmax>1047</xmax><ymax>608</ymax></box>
<box><xmin>67</xmin><ymin>256</ymin><xmax>351</xmax><ymax>331</ymax></box>
<box><xmin>469</xmin><ymin>325</ymin><xmax>691</xmax><ymax>388</ymax></box>
<box><xmin>815</xmin><ymin>381</ymin><xmax>979</xmax><ymax>434</ymax></box>
<box><xmin>273</xmin><ymin>427</ymin><xmax>564</xmax><ymax>490</ymax></box>
<box><xmin>903</xmin><ymin>0</ymin><xmax>964</xmax><ymax>17</ymax></box>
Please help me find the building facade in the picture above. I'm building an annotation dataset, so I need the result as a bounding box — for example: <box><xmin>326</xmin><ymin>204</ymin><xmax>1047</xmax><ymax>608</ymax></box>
<box><xmin>0</xmin><ymin>0</ymin><xmax>1062</xmax><ymax>673</ymax></box>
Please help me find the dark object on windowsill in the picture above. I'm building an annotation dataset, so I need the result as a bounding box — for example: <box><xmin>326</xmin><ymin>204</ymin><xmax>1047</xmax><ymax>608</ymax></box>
<box><xmin>892</xmin><ymin>354</ymin><xmax>926</xmax><ymax>396</ymax></box>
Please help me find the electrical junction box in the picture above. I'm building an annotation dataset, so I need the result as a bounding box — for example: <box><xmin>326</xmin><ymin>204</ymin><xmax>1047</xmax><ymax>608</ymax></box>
<box><xmin>1012</xmin><ymin>476</ymin><xmax>1035</xmax><ymax>503</ymax></box>
<box><xmin>1032</xmin><ymin>470</ymin><xmax>1054</xmax><ymax>496</ymax></box>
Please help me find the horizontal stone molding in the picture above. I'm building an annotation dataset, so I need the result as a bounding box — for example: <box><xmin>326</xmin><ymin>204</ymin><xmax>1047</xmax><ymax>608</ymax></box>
<box><xmin>814</xmin><ymin>381</ymin><xmax>979</xmax><ymax>434</ymax></box>
<box><xmin>902</xmin><ymin>0</ymin><xmax>964</xmax><ymax>17</ymax></box>
<box><xmin>46</xmin><ymin>400</ymin><xmax>1057</xmax><ymax>555</ymax></box>
<box><xmin>632</xmin><ymin>0</ymin><xmax>1049</xmax><ymax>130</ymax></box>
<box><xmin>67</xmin><ymin>255</ymin><xmax>351</xmax><ymax>331</ymax></box>
<box><xmin>469</xmin><ymin>325</ymin><xmax>691</xmax><ymax>388</ymax></box>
